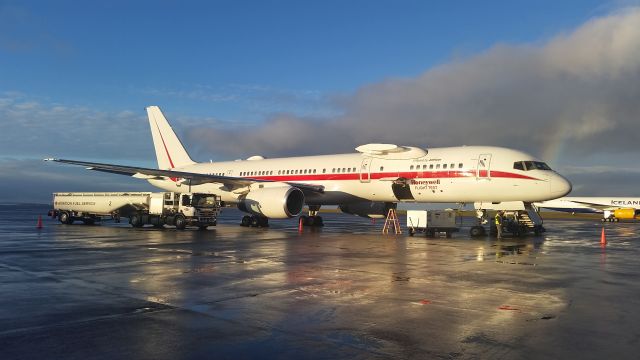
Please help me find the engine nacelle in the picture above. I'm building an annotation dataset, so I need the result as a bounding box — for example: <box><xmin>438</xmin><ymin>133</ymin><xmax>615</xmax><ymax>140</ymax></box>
<box><xmin>238</xmin><ymin>186</ymin><xmax>304</xmax><ymax>218</ymax></box>
<box><xmin>339</xmin><ymin>201</ymin><xmax>396</xmax><ymax>219</ymax></box>
<box><xmin>613</xmin><ymin>208</ymin><xmax>639</xmax><ymax>220</ymax></box>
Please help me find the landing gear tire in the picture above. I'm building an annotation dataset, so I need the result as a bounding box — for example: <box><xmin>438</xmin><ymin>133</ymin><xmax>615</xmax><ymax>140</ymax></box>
<box><xmin>249</xmin><ymin>216</ymin><xmax>268</xmax><ymax>227</ymax></box>
<box><xmin>130</xmin><ymin>213</ymin><xmax>144</xmax><ymax>228</ymax></box>
<box><xmin>300</xmin><ymin>215</ymin><xmax>323</xmax><ymax>227</ymax></box>
<box><xmin>59</xmin><ymin>211</ymin><xmax>72</xmax><ymax>225</ymax></box>
<box><xmin>175</xmin><ymin>214</ymin><xmax>187</xmax><ymax>230</ymax></box>
<box><xmin>305</xmin><ymin>216</ymin><xmax>315</xmax><ymax>227</ymax></box>
<box><xmin>470</xmin><ymin>226</ymin><xmax>485</xmax><ymax>237</ymax></box>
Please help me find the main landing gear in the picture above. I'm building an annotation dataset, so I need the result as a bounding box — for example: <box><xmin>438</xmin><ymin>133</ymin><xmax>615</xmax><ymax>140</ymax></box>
<box><xmin>240</xmin><ymin>215</ymin><xmax>269</xmax><ymax>227</ymax></box>
<box><xmin>299</xmin><ymin>205</ymin><xmax>324</xmax><ymax>227</ymax></box>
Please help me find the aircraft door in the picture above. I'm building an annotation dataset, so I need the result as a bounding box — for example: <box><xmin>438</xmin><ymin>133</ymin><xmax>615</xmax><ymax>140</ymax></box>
<box><xmin>360</xmin><ymin>157</ymin><xmax>372</xmax><ymax>183</ymax></box>
<box><xmin>476</xmin><ymin>154</ymin><xmax>492</xmax><ymax>179</ymax></box>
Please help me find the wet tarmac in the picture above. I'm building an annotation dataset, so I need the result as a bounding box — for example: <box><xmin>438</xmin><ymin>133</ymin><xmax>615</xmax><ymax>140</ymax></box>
<box><xmin>1</xmin><ymin>204</ymin><xmax>639</xmax><ymax>359</ymax></box>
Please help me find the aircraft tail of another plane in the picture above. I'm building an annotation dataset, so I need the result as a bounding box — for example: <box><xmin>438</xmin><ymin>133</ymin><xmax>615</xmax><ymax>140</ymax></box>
<box><xmin>146</xmin><ymin>106</ymin><xmax>195</xmax><ymax>170</ymax></box>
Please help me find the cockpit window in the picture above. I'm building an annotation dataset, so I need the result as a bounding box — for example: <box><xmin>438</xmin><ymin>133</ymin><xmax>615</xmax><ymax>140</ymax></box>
<box><xmin>513</xmin><ymin>162</ymin><xmax>524</xmax><ymax>170</ymax></box>
<box><xmin>514</xmin><ymin>161</ymin><xmax>552</xmax><ymax>171</ymax></box>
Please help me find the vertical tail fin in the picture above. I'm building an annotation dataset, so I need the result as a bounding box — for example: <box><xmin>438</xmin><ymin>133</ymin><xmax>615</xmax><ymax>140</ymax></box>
<box><xmin>146</xmin><ymin>106</ymin><xmax>195</xmax><ymax>169</ymax></box>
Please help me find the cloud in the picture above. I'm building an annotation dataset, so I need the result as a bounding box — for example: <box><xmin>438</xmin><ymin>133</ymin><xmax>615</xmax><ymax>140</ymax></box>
<box><xmin>0</xmin><ymin>158</ymin><xmax>154</xmax><ymax>203</ymax></box>
<box><xmin>183</xmin><ymin>7</ymin><xmax>640</xmax><ymax>167</ymax></box>
<box><xmin>560</xmin><ymin>165</ymin><xmax>640</xmax><ymax>196</ymax></box>
<box><xmin>0</xmin><ymin>92</ymin><xmax>154</xmax><ymax>162</ymax></box>
<box><xmin>137</xmin><ymin>83</ymin><xmax>337</xmax><ymax>122</ymax></box>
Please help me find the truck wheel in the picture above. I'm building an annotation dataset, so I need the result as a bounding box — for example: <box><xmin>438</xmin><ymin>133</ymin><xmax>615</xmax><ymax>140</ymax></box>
<box><xmin>198</xmin><ymin>225</ymin><xmax>208</xmax><ymax>230</ymax></box>
<box><xmin>59</xmin><ymin>212</ymin><xmax>72</xmax><ymax>225</ymax></box>
<box><xmin>130</xmin><ymin>213</ymin><xmax>144</xmax><ymax>228</ymax></box>
<box><xmin>241</xmin><ymin>216</ymin><xmax>251</xmax><ymax>227</ymax></box>
<box><xmin>470</xmin><ymin>226</ymin><xmax>485</xmax><ymax>237</ymax></box>
<box><xmin>175</xmin><ymin>215</ymin><xmax>187</xmax><ymax>230</ymax></box>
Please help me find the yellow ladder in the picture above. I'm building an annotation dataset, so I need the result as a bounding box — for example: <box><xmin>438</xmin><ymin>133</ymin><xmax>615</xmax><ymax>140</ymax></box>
<box><xmin>382</xmin><ymin>208</ymin><xmax>402</xmax><ymax>234</ymax></box>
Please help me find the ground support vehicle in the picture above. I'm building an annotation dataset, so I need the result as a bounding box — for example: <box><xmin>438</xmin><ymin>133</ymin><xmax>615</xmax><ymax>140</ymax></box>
<box><xmin>49</xmin><ymin>192</ymin><xmax>221</xmax><ymax>230</ymax></box>
<box><xmin>407</xmin><ymin>210</ymin><xmax>460</xmax><ymax>238</ymax></box>
<box><xmin>474</xmin><ymin>201</ymin><xmax>545</xmax><ymax>237</ymax></box>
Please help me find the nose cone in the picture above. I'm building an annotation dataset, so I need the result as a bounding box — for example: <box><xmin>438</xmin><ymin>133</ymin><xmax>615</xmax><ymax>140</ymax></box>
<box><xmin>549</xmin><ymin>174</ymin><xmax>572</xmax><ymax>198</ymax></box>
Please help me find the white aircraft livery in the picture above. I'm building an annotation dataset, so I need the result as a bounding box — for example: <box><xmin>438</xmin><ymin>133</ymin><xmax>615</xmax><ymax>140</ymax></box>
<box><xmin>47</xmin><ymin>106</ymin><xmax>572</xmax><ymax>227</ymax></box>
<box><xmin>536</xmin><ymin>197</ymin><xmax>640</xmax><ymax>222</ymax></box>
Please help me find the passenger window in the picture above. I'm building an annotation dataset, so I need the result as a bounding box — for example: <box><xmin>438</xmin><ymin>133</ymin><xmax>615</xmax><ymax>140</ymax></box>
<box><xmin>332</xmin><ymin>168</ymin><xmax>335</xmax><ymax>172</ymax></box>
<box><xmin>436</xmin><ymin>164</ymin><xmax>440</xmax><ymax>169</ymax></box>
<box><xmin>429</xmin><ymin>164</ymin><xmax>434</xmax><ymax>169</ymax></box>
<box><xmin>323</xmin><ymin>169</ymin><xmax>326</xmax><ymax>173</ymax></box>
<box><xmin>450</xmin><ymin>163</ymin><xmax>454</xmax><ymax>168</ymax></box>
<box><xmin>458</xmin><ymin>163</ymin><xmax>463</xmax><ymax>168</ymax></box>
<box><xmin>443</xmin><ymin>164</ymin><xmax>447</xmax><ymax>169</ymax></box>
<box><xmin>410</xmin><ymin>165</ymin><xmax>414</xmax><ymax>170</ymax></box>
<box><xmin>423</xmin><ymin>165</ymin><xmax>427</xmax><ymax>169</ymax></box>
<box><xmin>380</xmin><ymin>166</ymin><xmax>384</xmax><ymax>171</ymax></box>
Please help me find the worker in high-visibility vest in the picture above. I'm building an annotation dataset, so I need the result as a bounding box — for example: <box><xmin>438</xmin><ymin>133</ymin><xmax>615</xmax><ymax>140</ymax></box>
<box><xmin>495</xmin><ymin>211</ymin><xmax>503</xmax><ymax>239</ymax></box>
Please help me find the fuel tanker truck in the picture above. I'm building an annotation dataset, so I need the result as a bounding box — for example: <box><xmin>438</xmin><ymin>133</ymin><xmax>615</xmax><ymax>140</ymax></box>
<box><xmin>49</xmin><ymin>192</ymin><xmax>221</xmax><ymax>230</ymax></box>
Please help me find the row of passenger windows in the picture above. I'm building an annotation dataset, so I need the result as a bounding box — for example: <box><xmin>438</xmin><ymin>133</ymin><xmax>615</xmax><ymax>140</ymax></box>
<box><xmin>410</xmin><ymin>163</ymin><xmax>464</xmax><ymax>170</ymax></box>
<box><xmin>238</xmin><ymin>167</ymin><xmax>360</xmax><ymax>177</ymax></box>
<box><xmin>224</xmin><ymin>163</ymin><xmax>466</xmax><ymax>178</ymax></box>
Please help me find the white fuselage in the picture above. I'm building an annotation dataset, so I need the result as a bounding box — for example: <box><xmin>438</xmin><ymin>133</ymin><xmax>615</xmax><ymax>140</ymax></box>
<box><xmin>148</xmin><ymin>145</ymin><xmax>571</xmax><ymax>205</ymax></box>
<box><xmin>536</xmin><ymin>197</ymin><xmax>640</xmax><ymax>213</ymax></box>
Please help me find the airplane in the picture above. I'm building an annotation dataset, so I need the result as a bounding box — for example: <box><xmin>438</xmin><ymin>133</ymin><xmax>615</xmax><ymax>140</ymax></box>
<box><xmin>535</xmin><ymin>197</ymin><xmax>640</xmax><ymax>222</ymax></box>
<box><xmin>46</xmin><ymin>106</ymin><xmax>572</xmax><ymax>233</ymax></box>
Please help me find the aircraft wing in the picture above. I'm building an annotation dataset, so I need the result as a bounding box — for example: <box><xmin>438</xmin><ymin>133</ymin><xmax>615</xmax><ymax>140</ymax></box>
<box><xmin>45</xmin><ymin>158</ymin><xmax>324</xmax><ymax>193</ymax></box>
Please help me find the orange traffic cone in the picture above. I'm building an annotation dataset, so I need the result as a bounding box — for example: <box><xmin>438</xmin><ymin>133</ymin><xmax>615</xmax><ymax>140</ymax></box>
<box><xmin>36</xmin><ymin>215</ymin><xmax>43</xmax><ymax>229</ymax></box>
<box><xmin>298</xmin><ymin>217</ymin><xmax>304</xmax><ymax>233</ymax></box>
<box><xmin>600</xmin><ymin>227</ymin><xmax>607</xmax><ymax>247</ymax></box>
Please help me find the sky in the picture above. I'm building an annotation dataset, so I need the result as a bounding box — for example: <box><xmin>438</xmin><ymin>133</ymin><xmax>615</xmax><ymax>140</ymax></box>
<box><xmin>1</xmin><ymin>0</ymin><xmax>640</xmax><ymax>203</ymax></box>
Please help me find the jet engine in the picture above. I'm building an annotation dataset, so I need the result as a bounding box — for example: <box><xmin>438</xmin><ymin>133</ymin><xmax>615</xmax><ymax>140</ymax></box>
<box><xmin>339</xmin><ymin>201</ymin><xmax>396</xmax><ymax>219</ymax></box>
<box><xmin>238</xmin><ymin>186</ymin><xmax>304</xmax><ymax>219</ymax></box>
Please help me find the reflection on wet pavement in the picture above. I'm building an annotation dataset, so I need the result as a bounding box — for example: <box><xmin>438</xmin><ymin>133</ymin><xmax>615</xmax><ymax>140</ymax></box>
<box><xmin>0</xmin><ymin>205</ymin><xmax>639</xmax><ymax>359</ymax></box>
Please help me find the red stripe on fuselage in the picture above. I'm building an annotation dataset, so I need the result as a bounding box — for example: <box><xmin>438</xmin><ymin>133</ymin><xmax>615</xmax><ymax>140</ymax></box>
<box><xmin>228</xmin><ymin>170</ymin><xmax>541</xmax><ymax>182</ymax></box>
